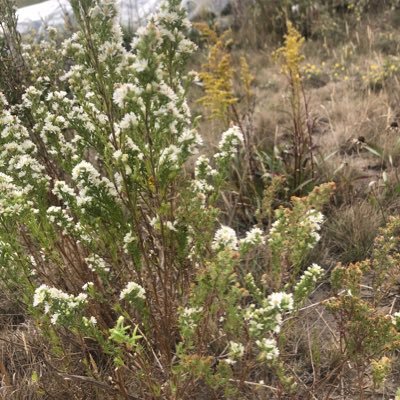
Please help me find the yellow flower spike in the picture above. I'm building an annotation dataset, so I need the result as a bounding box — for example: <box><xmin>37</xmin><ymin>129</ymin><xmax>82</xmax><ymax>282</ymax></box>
<box><xmin>240</xmin><ymin>56</ymin><xmax>254</xmax><ymax>101</ymax></box>
<box><xmin>273</xmin><ymin>21</ymin><xmax>304</xmax><ymax>94</ymax></box>
<box><xmin>196</xmin><ymin>26</ymin><xmax>237</xmax><ymax>121</ymax></box>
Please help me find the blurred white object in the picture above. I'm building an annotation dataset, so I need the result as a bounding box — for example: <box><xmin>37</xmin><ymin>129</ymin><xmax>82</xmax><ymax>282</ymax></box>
<box><xmin>17</xmin><ymin>0</ymin><xmax>71</xmax><ymax>33</ymax></box>
<box><xmin>291</xmin><ymin>4</ymin><xmax>300</xmax><ymax>14</ymax></box>
<box><xmin>181</xmin><ymin>0</ymin><xmax>230</xmax><ymax>19</ymax></box>
<box><xmin>16</xmin><ymin>0</ymin><xmax>231</xmax><ymax>34</ymax></box>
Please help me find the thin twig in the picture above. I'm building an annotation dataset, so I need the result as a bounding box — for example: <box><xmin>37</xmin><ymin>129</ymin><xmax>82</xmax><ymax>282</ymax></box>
<box><xmin>228</xmin><ymin>378</ymin><xmax>278</xmax><ymax>392</ymax></box>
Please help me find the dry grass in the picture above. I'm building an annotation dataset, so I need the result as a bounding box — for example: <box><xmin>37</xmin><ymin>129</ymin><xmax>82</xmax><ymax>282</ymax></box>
<box><xmin>322</xmin><ymin>201</ymin><xmax>383</xmax><ymax>264</ymax></box>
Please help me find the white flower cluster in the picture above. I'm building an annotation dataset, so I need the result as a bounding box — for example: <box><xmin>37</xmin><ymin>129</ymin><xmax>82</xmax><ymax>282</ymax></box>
<box><xmin>225</xmin><ymin>341</ymin><xmax>245</xmax><ymax>365</ymax></box>
<box><xmin>98</xmin><ymin>40</ymin><xmax>122</xmax><ymax>63</ymax></box>
<box><xmin>111</xmin><ymin>134</ymin><xmax>143</xmax><ymax>177</ymax></box>
<box><xmin>303</xmin><ymin>209</ymin><xmax>324</xmax><ymax>247</ymax></box>
<box><xmin>113</xmin><ymin>83</ymin><xmax>143</xmax><ymax>108</ymax></box>
<box><xmin>46</xmin><ymin>206</ymin><xmax>90</xmax><ymax>242</ymax></box>
<box><xmin>82</xmin><ymin>281</ymin><xmax>94</xmax><ymax>291</ymax></box>
<box><xmin>268</xmin><ymin>217</ymin><xmax>284</xmax><ymax>244</ymax></box>
<box><xmin>241</xmin><ymin>227</ymin><xmax>265</xmax><ymax>246</ymax></box>
<box><xmin>0</xmin><ymin>173</ymin><xmax>33</xmax><ymax>216</ymax></box>
<box><xmin>214</xmin><ymin>126</ymin><xmax>244</xmax><ymax>162</ymax></box>
<box><xmin>103</xmin><ymin>6</ymin><xmax>202</xmax><ymax>175</ymax></box>
<box><xmin>212</xmin><ymin>226</ymin><xmax>238</xmax><ymax>252</ymax></box>
<box><xmin>294</xmin><ymin>263</ymin><xmax>324</xmax><ymax>300</ymax></box>
<box><xmin>245</xmin><ymin>292</ymin><xmax>293</xmax><ymax>337</ymax></box>
<box><xmin>179</xmin><ymin>306</ymin><xmax>204</xmax><ymax>333</ymax></box>
<box><xmin>71</xmin><ymin>161</ymin><xmax>118</xmax><ymax>208</ymax></box>
<box><xmin>212</xmin><ymin>225</ymin><xmax>267</xmax><ymax>254</ymax></box>
<box><xmin>119</xmin><ymin>112</ymin><xmax>138</xmax><ymax>130</ymax></box>
<box><xmin>0</xmin><ymin>94</ymin><xmax>46</xmax><ymax>186</ymax></box>
<box><xmin>120</xmin><ymin>281</ymin><xmax>146</xmax><ymax>301</ymax></box>
<box><xmin>241</xmin><ymin>291</ymin><xmax>294</xmax><ymax>366</ymax></box>
<box><xmin>142</xmin><ymin>1</ymin><xmax>196</xmax><ymax>59</ymax></box>
<box><xmin>267</xmin><ymin>292</ymin><xmax>294</xmax><ymax>311</ymax></box>
<box><xmin>195</xmin><ymin>155</ymin><xmax>218</xmax><ymax>180</ymax></box>
<box><xmin>24</xmin><ymin>88</ymin><xmax>88</xmax><ymax>163</ymax></box>
<box><xmin>177</xmin><ymin>128</ymin><xmax>203</xmax><ymax>156</ymax></box>
<box><xmin>21</xmin><ymin>85</ymin><xmax>41</xmax><ymax>108</ymax></box>
<box><xmin>256</xmin><ymin>338</ymin><xmax>279</xmax><ymax>362</ymax></box>
<box><xmin>159</xmin><ymin>144</ymin><xmax>181</xmax><ymax>168</ymax></box>
<box><xmin>123</xmin><ymin>231</ymin><xmax>135</xmax><ymax>254</ymax></box>
<box><xmin>165</xmin><ymin>220</ymin><xmax>178</xmax><ymax>232</ymax></box>
<box><xmin>52</xmin><ymin>180</ymin><xmax>76</xmax><ymax>204</ymax></box>
<box><xmin>33</xmin><ymin>284</ymin><xmax>87</xmax><ymax>325</ymax></box>
<box><xmin>192</xmin><ymin>155</ymin><xmax>217</xmax><ymax>197</ymax></box>
<box><xmin>62</xmin><ymin>32</ymin><xmax>85</xmax><ymax>58</ymax></box>
<box><xmin>85</xmin><ymin>254</ymin><xmax>110</xmax><ymax>274</ymax></box>
<box><xmin>82</xmin><ymin>316</ymin><xmax>97</xmax><ymax>327</ymax></box>
<box><xmin>268</xmin><ymin>208</ymin><xmax>325</xmax><ymax>254</ymax></box>
<box><xmin>391</xmin><ymin>311</ymin><xmax>400</xmax><ymax>330</ymax></box>
<box><xmin>71</xmin><ymin>161</ymin><xmax>100</xmax><ymax>183</ymax></box>
<box><xmin>240</xmin><ymin>227</ymin><xmax>266</xmax><ymax>252</ymax></box>
<box><xmin>241</xmin><ymin>292</ymin><xmax>294</xmax><ymax>365</ymax></box>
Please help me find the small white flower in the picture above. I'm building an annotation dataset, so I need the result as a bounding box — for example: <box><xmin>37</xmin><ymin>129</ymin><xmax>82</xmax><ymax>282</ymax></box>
<box><xmin>227</xmin><ymin>341</ymin><xmax>245</xmax><ymax>362</ymax></box>
<box><xmin>181</xmin><ymin>306</ymin><xmax>203</xmax><ymax>317</ymax></box>
<box><xmin>33</xmin><ymin>284</ymin><xmax>87</xmax><ymax>325</ymax></box>
<box><xmin>212</xmin><ymin>226</ymin><xmax>238</xmax><ymax>251</ymax></box>
<box><xmin>240</xmin><ymin>227</ymin><xmax>266</xmax><ymax>248</ymax></box>
<box><xmin>267</xmin><ymin>292</ymin><xmax>294</xmax><ymax>311</ymax></box>
<box><xmin>132</xmin><ymin>58</ymin><xmax>148</xmax><ymax>72</ymax></box>
<box><xmin>179</xmin><ymin>306</ymin><xmax>203</xmax><ymax>332</ymax></box>
<box><xmin>177</xmin><ymin>38</ymin><xmax>197</xmax><ymax>54</ymax></box>
<box><xmin>256</xmin><ymin>338</ymin><xmax>279</xmax><ymax>361</ymax></box>
<box><xmin>119</xmin><ymin>112</ymin><xmax>138</xmax><ymax>130</ymax></box>
<box><xmin>123</xmin><ymin>231</ymin><xmax>135</xmax><ymax>253</ymax></box>
<box><xmin>165</xmin><ymin>220</ymin><xmax>178</xmax><ymax>232</ymax></box>
<box><xmin>33</xmin><ymin>284</ymin><xmax>48</xmax><ymax>306</ymax></box>
<box><xmin>71</xmin><ymin>161</ymin><xmax>100</xmax><ymax>182</ymax></box>
<box><xmin>120</xmin><ymin>281</ymin><xmax>146</xmax><ymax>301</ymax></box>
<box><xmin>82</xmin><ymin>316</ymin><xmax>97</xmax><ymax>327</ymax></box>
<box><xmin>159</xmin><ymin>145</ymin><xmax>181</xmax><ymax>167</ymax></box>
<box><xmin>305</xmin><ymin>263</ymin><xmax>324</xmax><ymax>281</ymax></box>
<box><xmin>82</xmin><ymin>282</ymin><xmax>94</xmax><ymax>291</ymax></box>
<box><xmin>391</xmin><ymin>312</ymin><xmax>400</xmax><ymax>327</ymax></box>
<box><xmin>215</xmin><ymin>126</ymin><xmax>244</xmax><ymax>161</ymax></box>
<box><xmin>85</xmin><ymin>255</ymin><xmax>110</xmax><ymax>273</ymax></box>
<box><xmin>50</xmin><ymin>313</ymin><xmax>60</xmax><ymax>325</ymax></box>
<box><xmin>113</xmin><ymin>149</ymin><xmax>123</xmax><ymax>160</ymax></box>
<box><xmin>113</xmin><ymin>84</ymin><xmax>141</xmax><ymax>108</ymax></box>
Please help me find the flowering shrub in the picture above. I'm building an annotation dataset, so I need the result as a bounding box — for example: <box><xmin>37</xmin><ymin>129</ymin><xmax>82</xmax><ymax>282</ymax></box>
<box><xmin>327</xmin><ymin>216</ymin><xmax>400</xmax><ymax>398</ymax></box>
<box><xmin>268</xmin><ymin>182</ymin><xmax>334</xmax><ymax>286</ymax></box>
<box><xmin>0</xmin><ymin>0</ymin><xmax>334</xmax><ymax>398</ymax></box>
